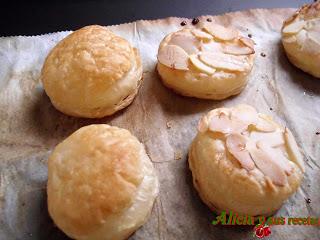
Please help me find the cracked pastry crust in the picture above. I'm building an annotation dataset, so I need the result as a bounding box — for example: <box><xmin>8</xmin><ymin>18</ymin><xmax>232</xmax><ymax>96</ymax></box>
<box><xmin>282</xmin><ymin>1</ymin><xmax>320</xmax><ymax>78</ymax></box>
<box><xmin>47</xmin><ymin>124</ymin><xmax>159</xmax><ymax>240</ymax></box>
<box><xmin>189</xmin><ymin>105</ymin><xmax>304</xmax><ymax>216</ymax></box>
<box><xmin>157</xmin><ymin>23</ymin><xmax>255</xmax><ymax>100</ymax></box>
<box><xmin>41</xmin><ymin>25</ymin><xmax>143</xmax><ymax>118</ymax></box>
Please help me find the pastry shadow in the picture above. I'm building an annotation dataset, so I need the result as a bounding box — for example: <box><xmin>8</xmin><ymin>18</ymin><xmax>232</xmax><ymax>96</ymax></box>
<box><xmin>277</xmin><ymin>42</ymin><xmax>320</xmax><ymax>97</ymax></box>
<box><xmin>28</xmin><ymin>89</ymin><xmax>126</xmax><ymax>144</ymax></box>
<box><xmin>150</xmin><ymin>66</ymin><xmax>223</xmax><ymax>116</ymax></box>
<box><xmin>38</xmin><ymin>191</ymin><xmax>71</xmax><ymax>240</ymax></box>
<box><xmin>184</xmin><ymin>157</ymin><xmax>254</xmax><ymax>240</ymax></box>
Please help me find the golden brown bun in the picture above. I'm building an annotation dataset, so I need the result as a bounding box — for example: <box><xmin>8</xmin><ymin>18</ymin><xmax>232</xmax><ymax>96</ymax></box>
<box><xmin>189</xmin><ymin>105</ymin><xmax>304</xmax><ymax>216</ymax></box>
<box><xmin>41</xmin><ymin>25</ymin><xmax>143</xmax><ymax>118</ymax></box>
<box><xmin>47</xmin><ymin>124</ymin><xmax>158</xmax><ymax>240</ymax></box>
<box><xmin>157</xmin><ymin>23</ymin><xmax>255</xmax><ymax>100</ymax></box>
<box><xmin>282</xmin><ymin>1</ymin><xmax>320</xmax><ymax>78</ymax></box>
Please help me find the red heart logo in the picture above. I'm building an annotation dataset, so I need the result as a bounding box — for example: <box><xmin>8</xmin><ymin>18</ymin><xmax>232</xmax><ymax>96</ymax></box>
<box><xmin>255</xmin><ymin>225</ymin><xmax>265</xmax><ymax>238</ymax></box>
<box><xmin>263</xmin><ymin>226</ymin><xmax>271</xmax><ymax>237</ymax></box>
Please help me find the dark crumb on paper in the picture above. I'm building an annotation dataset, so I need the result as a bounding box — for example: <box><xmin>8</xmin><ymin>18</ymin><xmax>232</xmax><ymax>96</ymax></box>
<box><xmin>316</xmin><ymin>132</ymin><xmax>320</xmax><ymax>135</ymax></box>
<box><xmin>192</xmin><ymin>18</ymin><xmax>200</xmax><ymax>25</ymax></box>
<box><xmin>261</xmin><ymin>52</ymin><xmax>266</xmax><ymax>57</ymax></box>
<box><xmin>256</xmin><ymin>89</ymin><xmax>259</xmax><ymax>92</ymax></box>
<box><xmin>269</xmin><ymin>107</ymin><xmax>273</xmax><ymax>111</ymax></box>
<box><xmin>248</xmin><ymin>34</ymin><xmax>252</xmax><ymax>38</ymax></box>
<box><xmin>306</xmin><ymin>198</ymin><xmax>312</xmax><ymax>204</ymax></box>
<box><xmin>307</xmin><ymin>184</ymin><xmax>311</xmax><ymax>187</ymax></box>
<box><xmin>207</xmin><ymin>18</ymin><xmax>212</xmax><ymax>22</ymax></box>
<box><xmin>180</xmin><ymin>21</ymin><xmax>187</xmax><ymax>26</ymax></box>
<box><xmin>174</xmin><ymin>151</ymin><xmax>183</xmax><ymax>160</ymax></box>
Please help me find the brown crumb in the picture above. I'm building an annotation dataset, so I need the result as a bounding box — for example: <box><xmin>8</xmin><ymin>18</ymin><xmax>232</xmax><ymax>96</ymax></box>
<box><xmin>316</xmin><ymin>132</ymin><xmax>320</xmax><ymax>135</ymax></box>
<box><xmin>270</xmin><ymin>107</ymin><xmax>273</xmax><ymax>111</ymax></box>
<box><xmin>207</xmin><ymin>18</ymin><xmax>212</xmax><ymax>22</ymax></box>
<box><xmin>261</xmin><ymin>52</ymin><xmax>266</xmax><ymax>57</ymax></box>
<box><xmin>180</xmin><ymin>21</ymin><xmax>187</xmax><ymax>26</ymax></box>
<box><xmin>174</xmin><ymin>151</ymin><xmax>183</xmax><ymax>160</ymax></box>
<box><xmin>192</xmin><ymin>18</ymin><xmax>200</xmax><ymax>25</ymax></box>
<box><xmin>306</xmin><ymin>198</ymin><xmax>312</xmax><ymax>204</ymax></box>
<box><xmin>166</xmin><ymin>121</ymin><xmax>173</xmax><ymax>129</ymax></box>
<box><xmin>248</xmin><ymin>34</ymin><xmax>252</xmax><ymax>38</ymax></box>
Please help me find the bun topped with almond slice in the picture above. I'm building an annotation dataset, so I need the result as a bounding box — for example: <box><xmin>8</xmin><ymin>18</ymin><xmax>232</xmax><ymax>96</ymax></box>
<box><xmin>282</xmin><ymin>0</ymin><xmax>320</xmax><ymax>78</ymax></box>
<box><xmin>157</xmin><ymin>22</ymin><xmax>255</xmax><ymax>100</ymax></box>
<box><xmin>189</xmin><ymin>105</ymin><xmax>304</xmax><ymax>216</ymax></box>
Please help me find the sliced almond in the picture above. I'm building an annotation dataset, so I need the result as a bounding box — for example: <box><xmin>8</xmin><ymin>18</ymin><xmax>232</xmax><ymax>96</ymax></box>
<box><xmin>189</xmin><ymin>54</ymin><xmax>216</xmax><ymax>74</ymax></box>
<box><xmin>209</xmin><ymin>112</ymin><xmax>248</xmax><ymax>134</ymax></box>
<box><xmin>200</xmin><ymin>41</ymin><xmax>223</xmax><ymax>52</ymax></box>
<box><xmin>284</xmin><ymin>127</ymin><xmax>305</xmax><ymax>173</ymax></box>
<box><xmin>158</xmin><ymin>44</ymin><xmax>189</xmax><ymax>70</ymax></box>
<box><xmin>257</xmin><ymin>141</ymin><xmax>293</xmax><ymax>175</ymax></box>
<box><xmin>282</xmin><ymin>20</ymin><xmax>305</xmax><ymax>34</ymax></box>
<box><xmin>200</xmin><ymin>52</ymin><xmax>250</xmax><ymax>72</ymax></box>
<box><xmin>231</xmin><ymin>104</ymin><xmax>258</xmax><ymax>126</ymax></box>
<box><xmin>308</xmin><ymin>31</ymin><xmax>320</xmax><ymax>45</ymax></box>
<box><xmin>203</xmin><ymin>23</ymin><xmax>239</xmax><ymax>41</ymax></box>
<box><xmin>168</xmin><ymin>32</ymin><xmax>200</xmax><ymax>54</ymax></box>
<box><xmin>296</xmin><ymin>29</ymin><xmax>307</xmax><ymax>46</ymax></box>
<box><xmin>250</xmin><ymin>131</ymin><xmax>285</xmax><ymax>147</ymax></box>
<box><xmin>209</xmin><ymin>112</ymin><xmax>233</xmax><ymax>134</ymax></box>
<box><xmin>239</xmin><ymin>37</ymin><xmax>255</xmax><ymax>49</ymax></box>
<box><xmin>191</xmin><ymin>29</ymin><xmax>213</xmax><ymax>40</ymax></box>
<box><xmin>305</xmin><ymin>19</ymin><xmax>320</xmax><ymax>31</ymax></box>
<box><xmin>255</xmin><ymin>116</ymin><xmax>277</xmax><ymax>132</ymax></box>
<box><xmin>226</xmin><ymin>134</ymin><xmax>255</xmax><ymax>171</ymax></box>
<box><xmin>222</xmin><ymin>44</ymin><xmax>254</xmax><ymax>55</ymax></box>
<box><xmin>198</xmin><ymin>115</ymin><xmax>209</xmax><ymax>133</ymax></box>
<box><xmin>302</xmin><ymin>34</ymin><xmax>320</xmax><ymax>54</ymax></box>
<box><xmin>249</xmin><ymin>147</ymin><xmax>287</xmax><ymax>186</ymax></box>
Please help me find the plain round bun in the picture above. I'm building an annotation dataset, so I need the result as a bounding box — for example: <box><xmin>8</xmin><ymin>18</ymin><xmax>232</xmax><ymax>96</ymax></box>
<box><xmin>189</xmin><ymin>105</ymin><xmax>304</xmax><ymax>216</ymax></box>
<box><xmin>41</xmin><ymin>25</ymin><xmax>143</xmax><ymax>118</ymax></box>
<box><xmin>47</xmin><ymin>124</ymin><xmax>158</xmax><ymax>240</ymax></box>
<box><xmin>282</xmin><ymin>1</ymin><xmax>320</xmax><ymax>78</ymax></box>
<box><xmin>157</xmin><ymin>22</ymin><xmax>255</xmax><ymax>100</ymax></box>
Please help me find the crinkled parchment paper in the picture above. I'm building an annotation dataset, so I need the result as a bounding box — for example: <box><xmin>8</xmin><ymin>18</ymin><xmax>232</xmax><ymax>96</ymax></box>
<box><xmin>0</xmin><ymin>8</ymin><xmax>319</xmax><ymax>240</ymax></box>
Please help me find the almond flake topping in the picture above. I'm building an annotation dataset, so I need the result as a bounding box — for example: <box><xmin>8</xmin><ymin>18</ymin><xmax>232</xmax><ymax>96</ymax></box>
<box><xmin>248</xmin><ymin>146</ymin><xmax>287</xmax><ymax>186</ymax></box>
<box><xmin>191</xmin><ymin>29</ymin><xmax>213</xmax><ymax>40</ymax></box>
<box><xmin>284</xmin><ymin>127</ymin><xmax>305</xmax><ymax>173</ymax></box>
<box><xmin>200</xmin><ymin>52</ymin><xmax>250</xmax><ymax>72</ymax></box>
<box><xmin>222</xmin><ymin>44</ymin><xmax>254</xmax><ymax>56</ymax></box>
<box><xmin>282</xmin><ymin>20</ymin><xmax>305</xmax><ymax>34</ymax></box>
<box><xmin>255</xmin><ymin>116</ymin><xmax>277</xmax><ymax>132</ymax></box>
<box><xmin>158</xmin><ymin>44</ymin><xmax>189</xmax><ymax>70</ymax></box>
<box><xmin>198</xmin><ymin>105</ymin><xmax>305</xmax><ymax>186</ymax></box>
<box><xmin>168</xmin><ymin>32</ymin><xmax>200</xmax><ymax>54</ymax></box>
<box><xmin>203</xmin><ymin>22</ymin><xmax>239</xmax><ymax>41</ymax></box>
<box><xmin>189</xmin><ymin>54</ymin><xmax>216</xmax><ymax>74</ymax></box>
<box><xmin>226</xmin><ymin>133</ymin><xmax>255</xmax><ymax>171</ymax></box>
<box><xmin>158</xmin><ymin>24</ymin><xmax>254</xmax><ymax>73</ymax></box>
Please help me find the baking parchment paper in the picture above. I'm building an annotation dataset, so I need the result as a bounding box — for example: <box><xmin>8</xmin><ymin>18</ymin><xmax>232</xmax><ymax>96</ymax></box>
<box><xmin>0</xmin><ymin>8</ymin><xmax>319</xmax><ymax>240</ymax></box>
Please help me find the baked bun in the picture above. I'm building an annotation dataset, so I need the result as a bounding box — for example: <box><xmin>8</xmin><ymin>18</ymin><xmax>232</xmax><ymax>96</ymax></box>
<box><xmin>41</xmin><ymin>25</ymin><xmax>143</xmax><ymax>118</ymax></box>
<box><xmin>47</xmin><ymin>124</ymin><xmax>158</xmax><ymax>240</ymax></box>
<box><xmin>157</xmin><ymin>22</ymin><xmax>255</xmax><ymax>100</ymax></box>
<box><xmin>189</xmin><ymin>105</ymin><xmax>304</xmax><ymax>216</ymax></box>
<box><xmin>282</xmin><ymin>1</ymin><xmax>320</xmax><ymax>78</ymax></box>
